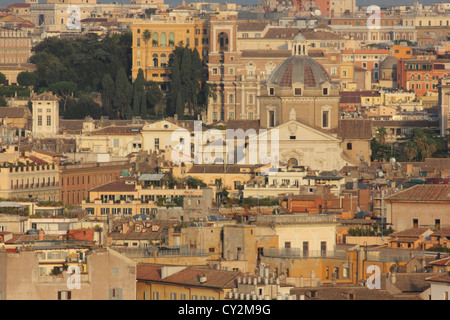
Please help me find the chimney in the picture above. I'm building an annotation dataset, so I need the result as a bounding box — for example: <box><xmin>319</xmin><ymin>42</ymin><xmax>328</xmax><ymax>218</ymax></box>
<box><xmin>38</xmin><ymin>229</ymin><xmax>44</xmax><ymax>241</ymax></box>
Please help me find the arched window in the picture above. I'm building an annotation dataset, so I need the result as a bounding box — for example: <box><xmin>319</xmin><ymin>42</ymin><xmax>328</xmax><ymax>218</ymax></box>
<box><xmin>218</xmin><ymin>32</ymin><xmax>229</xmax><ymax>51</ymax></box>
<box><xmin>229</xmin><ymin>94</ymin><xmax>234</xmax><ymax>104</ymax></box>
<box><xmin>152</xmin><ymin>33</ymin><xmax>158</xmax><ymax>46</ymax></box>
<box><xmin>411</xmin><ymin>74</ymin><xmax>415</xmax><ymax>80</ymax></box>
<box><xmin>288</xmin><ymin>158</ymin><xmax>298</xmax><ymax>166</ymax></box>
<box><xmin>160</xmin><ymin>32</ymin><xmax>167</xmax><ymax>47</ymax></box>
<box><xmin>168</xmin><ymin>32</ymin><xmax>175</xmax><ymax>46</ymax></box>
<box><xmin>152</xmin><ymin>54</ymin><xmax>158</xmax><ymax>67</ymax></box>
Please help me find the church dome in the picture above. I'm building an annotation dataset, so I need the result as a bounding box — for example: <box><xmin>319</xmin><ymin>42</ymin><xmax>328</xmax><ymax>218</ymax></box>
<box><xmin>266</xmin><ymin>55</ymin><xmax>333</xmax><ymax>88</ymax></box>
<box><xmin>380</xmin><ymin>56</ymin><xmax>399</xmax><ymax>70</ymax></box>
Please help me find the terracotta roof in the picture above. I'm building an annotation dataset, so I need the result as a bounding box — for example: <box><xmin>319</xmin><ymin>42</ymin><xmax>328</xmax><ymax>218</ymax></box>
<box><xmin>136</xmin><ymin>264</ymin><xmax>161</xmax><ymax>280</ymax></box>
<box><xmin>226</xmin><ymin>119</ymin><xmax>260</xmax><ymax>131</ymax></box>
<box><xmin>237</xmin><ymin>22</ymin><xmax>267</xmax><ymax>32</ymax></box>
<box><xmin>0</xmin><ymin>107</ymin><xmax>31</xmax><ymax>119</ymax></box>
<box><xmin>431</xmin><ymin>228</ymin><xmax>450</xmax><ymax>237</ymax></box>
<box><xmin>338</xmin><ymin>119</ymin><xmax>373</xmax><ymax>140</ymax></box>
<box><xmin>89</xmin><ymin>125</ymin><xmax>143</xmax><ymax>136</ymax></box>
<box><xmin>290</xmin><ymin>285</ymin><xmax>418</xmax><ymax>300</ymax></box>
<box><xmin>137</xmin><ymin>264</ymin><xmax>241</xmax><ymax>289</ymax></box>
<box><xmin>67</xmin><ymin>229</ymin><xmax>94</xmax><ymax>242</ymax></box>
<box><xmin>28</xmin><ymin>156</ymin><xmax>47</xmax><ymax>164</ymax></box>
<box><xmin>385</xmin><ymin>185</ymin><xmax>450</xmax><ymax>202</ymax></box>
<box><xmin>389</xmin><ymin>227</ymin><xmax>430</xmax><ymax>238</ymax></box>
<box><xmin>426</xmin><ymin>272</ymin><xmax>450</xmax><ymax>283</ymax></box>
<box><xmin>6</xmin><ymin>3</ymin><xmax>31</xmax><ymax>8</ymax></box>
<box><xmin>89</xmin><ymin>178</ymin><xmax>137</xmax><ymax>192</ymax></box>
<box><xmin>188</xmin><ymin>164</ymin><xmax>256</xmax><ymax>174</ymax></box>
<box><xmin>430</xmin><ymin>257</ymin><xmax>450</xmax><ymax>267</ymax></box>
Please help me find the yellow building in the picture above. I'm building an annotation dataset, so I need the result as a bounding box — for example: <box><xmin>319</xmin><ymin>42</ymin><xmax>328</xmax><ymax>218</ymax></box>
<box><xmin>0</xmin><ymin>162</ymin><xmax>60</xmax><ymax>201</ymax></box>
<box><xmin>81</xmin><ymin>177</ymin><xmax>211</xmax><ymax>218</ymax></box>
<box><xmin>131</xmin><ymin>13</ymin><xmax>209</xmax><ymax>84</ymax></box>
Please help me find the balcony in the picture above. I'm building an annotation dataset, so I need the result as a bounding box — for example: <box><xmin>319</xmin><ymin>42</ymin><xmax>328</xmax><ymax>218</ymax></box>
<box><xmin>264</xmin><ymin>248</ymin><xmax>347</xmax><ymax>259</ymax></box>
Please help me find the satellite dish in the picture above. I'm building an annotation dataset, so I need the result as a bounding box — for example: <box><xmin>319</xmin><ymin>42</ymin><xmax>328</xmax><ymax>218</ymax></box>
<box><xmin>314</xmin><ymin>9</ymin><xmax>321</xmax><ymax>16</ymax></box>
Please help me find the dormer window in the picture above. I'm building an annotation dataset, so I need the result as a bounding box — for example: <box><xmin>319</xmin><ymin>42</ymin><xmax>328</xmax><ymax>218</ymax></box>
<box><xmin>323</xmin><ymin>87</ymin><xmax>329</xmax><ymax>95</ymax></box>
<box><xmin>269</xmin><ymin>88</ymin><xmax>274</xmax><ymax>96</ymax></box>
<box><xmin>294</xmin><ymin>88</ymin><xmax>302</xmax><ymax>96</ymax></box>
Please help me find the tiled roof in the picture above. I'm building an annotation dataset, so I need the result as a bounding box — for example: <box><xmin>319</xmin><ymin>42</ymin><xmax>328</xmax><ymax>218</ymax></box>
<box><xmin>426</xmin><ymin>273</ymin><xmax>450</xmax><ymax>283</ymax></box>
<box><xmin>89</xmin><ymin>178</ymin><xmax>136</xmax><ymax>192</ymax></box>
<box><xmin>67</xmin><ymin>229</ymin><xmax>94</xmax><ymax>242</ymax></box>
<box><xmin>136</xmin><ymin>264</ymin><xmax>161</xmax><ymax>280</ymax></box>
<box><xmin>226</xmin><ymin>119</ymin><xmax>260</xmax><ymax>131</ymax></box>
<box><xmin>385</xmin><ymin>185</ymin><xmax>450</xmax><ymax>202</ymax></box>
<box><xmin>90</xmin><ymin>125</ymin><xmax>143</xmax><ymax>135</ymax></box>
<box><xmin>237</xmin><ymin>22</ymin><xmax>267</xmax><ymax>32</ymax></box>
<box><xmin>338</xmin><ymin>119</ymin><xmax>373</xmax><ymax>140</ymax></box>
<box><xmin>430</xmin><ymin>257</ymin><xmax>450</xmax><ymax>267</ymax></box>
<box><xmin>389</xmin><ymin>227</ymin><xmax>430</xmax><ymax>238</ymax></box>
<box><xmin>137</xmin><ymin>264</ymin><xmax>241</xmax><ymax>289</ymax></box>
<box><xmin>431</xmin><ymin>228</ymin><xmax>450</xmax><ymax>237</ymax></box>
<box><xmin>188</xmin><ymin>164</ymin><xmax>256</xmax><ymax>174</ymax></box>
<box><xmin>290</xmin><ymin>286</ymin><xmax>417</xmax><ymax>300</ymax></box>
<box><xmin>0</xmin><ymin>107</ymin><xmax>31</xmax><ymax>119</ymax></box>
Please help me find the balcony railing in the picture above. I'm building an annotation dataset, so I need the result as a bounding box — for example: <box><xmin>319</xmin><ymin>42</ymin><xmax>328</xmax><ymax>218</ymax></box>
<box><xmin>264</xmin><ymin>248</ymin><xmax>347</xmax><ymax>259</ymax></box>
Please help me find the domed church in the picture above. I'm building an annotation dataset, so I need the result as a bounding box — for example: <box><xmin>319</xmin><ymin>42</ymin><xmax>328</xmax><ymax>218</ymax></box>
<box><xmin>253</xmin><ymin>34</ymin><xmax>371</xmax><ymax>171</ymax></box>
<box><xmin>259</xmin><ymin>34</ymin><xmax>340</xmax><ymax>131</ymax></box>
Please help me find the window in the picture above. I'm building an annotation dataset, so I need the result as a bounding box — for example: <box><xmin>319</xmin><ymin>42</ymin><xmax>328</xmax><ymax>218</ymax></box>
<box><xmin>285</xmin><ymin>241</ymin><xmax>291</xmax><ymax>249</ymax></box>
<box><xmin>322</xmin><ymin>111</ymin><xmax>329</xmax><ymax>128</ymax></box>
<box><xmin>37</xmin><ymin>115</ymin><xmax>42</xmax><ymax>126</ymax></box>
<box><xmin>303</xmin><ymin>241</ymin><xmax>309</xmax><ymax>257</ymax></box>
<box><xmin>268</xmin><ymin>110</ymin><xmax>275</xmax><ymax>127</ymax></box>
<box><xmin>269</xmin><ymin>88</ymin><xmax>274</xmax><ymax>96</ymax></box>
<box><xmin>347</xmin><ymin>142</ymin><xmax>352</xmax><ymax>150</ymax></box>
<box><xmin>413</xmin><ymin>219</ymin><xmax>418</xmax><ymax>228</ymax></box>
<box><xmin>294</xmin><ymin>88</ymin><xmax>302</xmax><ymax>96</ymax></box>
<box><xmin>321</xmin><ymin>241</ymin><xmax>327</xmax><ymax>256</ymax></box>
<box><xmin>323</xmin><ymin>87</ymin><xmax>329</xmax><ymax>95</ymax></box>
<box><xmin>153</xmin><ymin>292</ymin><xmax>159</xmax><ymax>300</ymax></box>
<box><xmin>170</xmin><ymin>293</ymin><xmax>177</xmax><ymax>300</ymax></box>
<box><xmin>154</xmin><ymin>138</ymin><xmax>159</xmax><ymax>150</ymax></box>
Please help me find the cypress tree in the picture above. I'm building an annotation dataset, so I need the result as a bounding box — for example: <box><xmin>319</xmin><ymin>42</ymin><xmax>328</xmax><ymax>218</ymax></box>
<box><xmin>180</xmin><ymin>47</ymin><xmax>192</xmax><ymax>113</ymax></box>
<box><xmin>101</xmin><ymin>73</ymin><xmax>115</xmax><ymax>117</ymax></box>
<box><xmin>133</xmin><ymin>69</ymin><xmax>145</xmax><ymax>116</ymax></box>
<box><xmin>114</xmin><ymin>67</ymin><xmax>133</xmax><ymax>119</ymax></box>
<box><xmin>169</xmin><ymin>58</ymin><xmax>181</xmax><ymax>116</ymax></box>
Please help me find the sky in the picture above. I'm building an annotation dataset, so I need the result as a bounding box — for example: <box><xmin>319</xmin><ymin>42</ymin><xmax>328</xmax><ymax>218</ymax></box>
<box><xmin>0</xmin><ymin>0</ymin><xmax>447</xmax><ymax>9</ymax></box>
